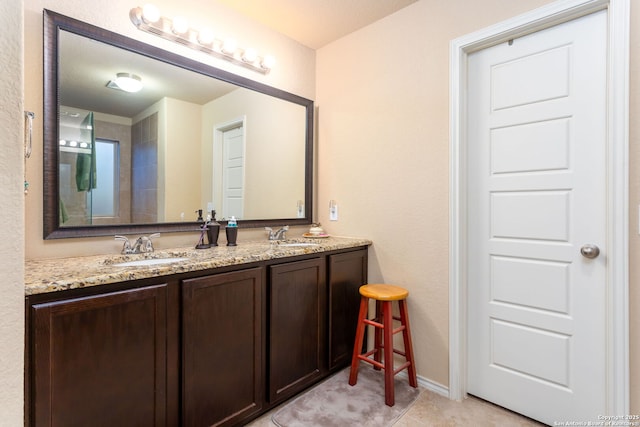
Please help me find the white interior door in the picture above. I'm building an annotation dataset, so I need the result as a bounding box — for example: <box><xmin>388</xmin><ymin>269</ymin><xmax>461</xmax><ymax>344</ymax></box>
<box><xmin>222</xmin><ymin>126</ymin><xmax>244</xmax><ymax>219</ymax></box>
<box><xmin>466</xmin><ymin>10</ymin><xmax>607</xmax><ymax>424</ymax></box>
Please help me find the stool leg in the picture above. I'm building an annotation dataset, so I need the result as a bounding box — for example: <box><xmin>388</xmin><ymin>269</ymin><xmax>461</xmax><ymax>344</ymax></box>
<box><xmin>382</xmin><ymin>301</ymin><xmax>395</xmax><ymax>406</ymax></box>
<box><xmin>373</xmin><ymin>300</ymin><xmax>383</xmax><ymax>370</ymax></box>
<box><xmin>399</xmin><ymin>299</ymin><xmax>417</xmax><ymax>388</ymax></box>
<box><xmin>349</xmin><ymin>296</ymin><xmax>369</xmax><ymax>386</ymax></box>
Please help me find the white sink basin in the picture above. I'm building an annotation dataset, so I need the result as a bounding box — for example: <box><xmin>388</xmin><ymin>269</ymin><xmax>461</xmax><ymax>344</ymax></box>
<box><xmin>112</xmin><ymin>257</ymin><xmax>189</xmax><ymax>267</ymax></box>
<box><xmin>277</xmin><ymin>243</ymin><xmax>319</xmax><ymax>247</ymax></box>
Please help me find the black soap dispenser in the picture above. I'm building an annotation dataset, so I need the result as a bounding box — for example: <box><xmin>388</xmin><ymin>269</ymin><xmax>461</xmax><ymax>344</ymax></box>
<box><xmin>207</xmin><ymin>210</ymin><xmax>220</xmax><ymax>246</ymax></box>
<box><xmin>225</xmin><ymin>216</ymin><xmax>238</xmax><ymax>246</ymax></box>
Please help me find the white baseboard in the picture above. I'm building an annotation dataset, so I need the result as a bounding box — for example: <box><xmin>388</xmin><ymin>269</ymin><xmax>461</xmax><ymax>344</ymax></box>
<box><xmin>417</xmin><ymin>374</ymin><xmax>449</xmax><ymax>397</ymax></box>
<box><xmin>397</xmin><ymin>371</ymin><xmax>449</xmax><ymax>398</ymax></box>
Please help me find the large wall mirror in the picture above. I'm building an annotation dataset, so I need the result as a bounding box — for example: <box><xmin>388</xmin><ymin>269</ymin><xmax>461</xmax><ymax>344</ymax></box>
<box><xmin>43</xmin><ymin>9</ymin><xmax>313</xmax><ymax>239</ymax></box>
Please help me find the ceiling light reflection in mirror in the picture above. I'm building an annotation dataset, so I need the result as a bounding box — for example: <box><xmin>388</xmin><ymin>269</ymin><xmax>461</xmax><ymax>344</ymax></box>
<box><xmin>110</xmin><ymin>73</ymin><xmax>143</xmax><ymax>92</ymax></box>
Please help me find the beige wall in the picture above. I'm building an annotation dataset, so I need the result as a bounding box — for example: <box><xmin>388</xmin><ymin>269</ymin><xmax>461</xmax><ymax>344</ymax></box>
<box><xmin>201</xmin><ymin>88</ymin><xmax>306</xmax><ymax>219</ymax></box>
<box><xmin>316</xmin><ymin>0</ymin><xmax>639</xmax><ymax>411</ymax></box>
<box><xmin>1</xmin><ymin>1</ymin><xmax>25</xmax><ymax>425</ymax></box>
<box><xmin>163</xmin><ymin>98</ymin><xmax>202</xmax><ymax>222</ymax></box>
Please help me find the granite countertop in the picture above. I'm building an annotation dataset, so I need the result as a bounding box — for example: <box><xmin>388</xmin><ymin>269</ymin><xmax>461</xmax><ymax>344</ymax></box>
<box><xmin>25</xmin><ymin>236</ymin><xmax>372</xmax><ymax>296</ymax></box>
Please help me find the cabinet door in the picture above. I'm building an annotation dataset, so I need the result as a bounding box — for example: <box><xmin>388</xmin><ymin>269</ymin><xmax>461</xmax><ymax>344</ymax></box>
<box><xmin>31</xmin><ymin>284</ymin><xmax>168</xmax><ymax>427</ymax></box>
<box><xmin>269</xmin><ymin>258</ymin><xmax>326</xmax><ymax>403</ymax></box>
<box><xmin>182</xmin><ymin>268</ymin><xmax>263</xmax><ymax>427</ymax></box>
<box><xmin>328</xmin><ymin>249</ymin><xmax>368</xmax><ymax>370</ymax></box>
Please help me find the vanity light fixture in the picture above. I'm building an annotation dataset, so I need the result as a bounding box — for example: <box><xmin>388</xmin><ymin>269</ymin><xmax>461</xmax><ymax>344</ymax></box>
<box><xmin>129</xmin><ymin>4</ymin><xmax>275</xmax><ymax>74</ymax></box>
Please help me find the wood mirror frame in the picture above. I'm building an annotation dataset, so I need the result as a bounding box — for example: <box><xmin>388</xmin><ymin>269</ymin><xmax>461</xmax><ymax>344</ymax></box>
<box><xmin>43</xmin><ymin>9</ymin><xmax>313</xmax><ymax>239</ymax></box>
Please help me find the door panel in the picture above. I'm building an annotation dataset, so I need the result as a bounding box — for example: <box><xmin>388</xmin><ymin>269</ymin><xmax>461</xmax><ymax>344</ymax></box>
<box><xmin>490</xmin><ymin>118</ymin><xmax>570</xmax><ymax>174</ymax></box>
<box><xmin>491</xmin><ymin>319</ymin><xmax>570</xmax><ymax>387</ymax></box>
<box><xmin>491</xmin><ymin>45</ymin><xmax>570</xmax><ymax>109</ymax></box>
<box><xmin>491</xmin><ymin>256</ymin><xmax>570</xmax><ymax>313</ymax></box>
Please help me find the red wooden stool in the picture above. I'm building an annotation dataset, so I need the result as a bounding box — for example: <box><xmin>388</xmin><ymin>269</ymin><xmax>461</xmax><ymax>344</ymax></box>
<box><xmin>348</xmin><ymin>284</ymin><xmax>417</xmax><ymax>406</ymax></box>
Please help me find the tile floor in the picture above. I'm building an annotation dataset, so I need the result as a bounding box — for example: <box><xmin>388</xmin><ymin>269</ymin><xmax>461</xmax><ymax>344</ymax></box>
<box><xmin>246</xmin><ymin>385</ymin><xmax>546</xmax><ymax>426</ymax></box>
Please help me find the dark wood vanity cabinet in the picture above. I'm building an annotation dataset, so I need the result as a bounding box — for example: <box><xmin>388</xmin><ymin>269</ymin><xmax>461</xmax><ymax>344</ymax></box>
<box><xmin>328</xmin><ymin>250</ymin><xmax>368</xmax><ymax>371</ymax></box>
<box><xmin>29</xmin><ymin>284</ymin><xmax>170</xmax><ymax>427</ymax></box>
<box><xmin>268</xmin><ymin>258</ymin><xmax>327</xmax><ymax>403</ymax></box>
<box><xmin>26</xmin><ymin>246</ymin><xmax>368</xmax><ymax>427</ymax></box>
<box><xmin>181</xmin><ymin>268</ymin><xmax>264</xmax><ymax>427</ymax></box>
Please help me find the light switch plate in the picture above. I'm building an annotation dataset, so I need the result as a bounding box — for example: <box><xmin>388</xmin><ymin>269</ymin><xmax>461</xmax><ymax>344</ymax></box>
<box><xmin>330</xmin><ymin>204</ymin><xmax>338</xmax><ymax>221</ymax></box>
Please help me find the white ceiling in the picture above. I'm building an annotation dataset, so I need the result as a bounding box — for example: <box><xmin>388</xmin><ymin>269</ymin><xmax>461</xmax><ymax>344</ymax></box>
<box><xmin>215</xmin><ymin>0</ymin><xmax>419</xmax><ymax>49</ymax></box>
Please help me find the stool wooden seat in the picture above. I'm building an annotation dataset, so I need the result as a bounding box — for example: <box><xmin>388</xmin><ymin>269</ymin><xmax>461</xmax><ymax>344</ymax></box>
<box><xmin>348</xmin><ymin>284</ymin><xmax>417</xmax><ymax>406</ymax></box>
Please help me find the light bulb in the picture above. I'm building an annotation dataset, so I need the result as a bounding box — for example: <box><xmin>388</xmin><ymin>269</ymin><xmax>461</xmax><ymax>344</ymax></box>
<box><xmin>261</xmin><ymin>55</ymin><xmax>276</xmax><ymax>70</ymax></box>
<box><xmin>242</xmin><ymin>48</ymin><xmax>257</xmax><ymax>63</ymax></box>
<box><xmin>222</xmin><ymin>38</ymin><xmax>238</xmax><ymax>54</ymax></box>
<box><xmin>198</xmin><ymin>28</ymin><xmax>214</xmax><ymax>45</ymax></box>
<box><xmin>172</xmin><ymin>16</ymin><xmax>189</xmax><ymax>34</ymax></box>
<box><xmin>141</xmin><ymin>4</ymin><xmax>160</xmax><ymax>24</ymax></box>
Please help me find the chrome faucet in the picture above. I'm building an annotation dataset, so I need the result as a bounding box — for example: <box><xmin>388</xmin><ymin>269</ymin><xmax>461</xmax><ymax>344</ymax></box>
<box><xmin>265</xmin><ymin>226</ymin><xmax>289</xmax><ymax>241</ymax></box>
<box><xmin>115</xmin><ymin>233</ymin><xmax>160</xmax><ymax>254</ymax></box>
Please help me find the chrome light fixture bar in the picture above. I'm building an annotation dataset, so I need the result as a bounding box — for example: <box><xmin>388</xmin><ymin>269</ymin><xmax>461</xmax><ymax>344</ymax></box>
<box><xmin>129</xmin><ymin>5</ymin><xmax>275</xmax><ymax>74</ymax></box>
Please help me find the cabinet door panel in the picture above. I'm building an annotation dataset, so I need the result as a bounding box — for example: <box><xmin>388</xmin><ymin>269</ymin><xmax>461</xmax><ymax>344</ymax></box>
<box><xmin>269</xmin><ymin>258</ymin><xmax>326</xmax><ymax>403</ymax></box>
<box><xmin>182</xmin><ymin>268</ymin><xmax>263</xmax><ymax>427</ymax></box>
<box><xmin>329</xmin><ymin>249</ymin><xmax>368</xmax><ymax>370</ymax></box>
<box><xmin>31</xmin><ymin>284</ymin><xmax>168</xmax><ymax>427</ymax></box>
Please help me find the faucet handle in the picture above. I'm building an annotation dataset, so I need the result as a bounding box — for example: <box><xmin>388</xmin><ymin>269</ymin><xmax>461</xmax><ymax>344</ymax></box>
<box><xmin>115</xmin><ymin>235</ymin><xmax>132</xmax><ymax>254</ymax></box>
<box><xmin>274</xmin><ymin>225</ymin><xmax>289</xmax><ymax>241</ymax></box>
<box><xmin>140</xmin><ymin>233</ymin><xmax>159</xmax><ymax>252</ymax></box>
